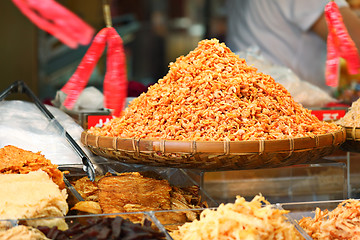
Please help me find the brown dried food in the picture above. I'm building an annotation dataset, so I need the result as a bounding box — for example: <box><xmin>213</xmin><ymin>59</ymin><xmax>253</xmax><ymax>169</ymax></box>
<box><xmin>71</xmin><ymin>172</ymin><xmax>207</xmax><ymax>228</ymax></box>
<box><xmin>71</xmin><ymin>173</ymin><xmax>112</xmax><ymax>201</ymax></box>
<box><xmin>98</xmin><ymin>172</ymin><xmax>172</xmax><ymax>214</ymax></box>
<box><xmin>37</xmin><ymin>217</ymin><xmax>165</xmax><ymax>240</ymax></box>
<box><xmin>0</xmin><ymin>145</ymin><xmax>65</xmax><ymax>189</ymax></box>
<box><xmin>171</xmin><ymin>186</ymin><xmax>208</xmax><ymax>209</ymax></box>
<box><xmin>71</xmin><ymin>201</ymin><xmax>102</xmax><ymax>214</ymax></box>
<box><xmin>72</xmin><ymin>176</ymin><xmax>99</xmax><ymax>201</ymax></box>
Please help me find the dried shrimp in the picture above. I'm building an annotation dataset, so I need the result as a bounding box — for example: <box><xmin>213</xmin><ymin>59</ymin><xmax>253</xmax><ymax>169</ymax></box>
<box><xmin>89</xmin><ymin>39</ymin><xmax>340</xmax><ymax>141</ymax></box>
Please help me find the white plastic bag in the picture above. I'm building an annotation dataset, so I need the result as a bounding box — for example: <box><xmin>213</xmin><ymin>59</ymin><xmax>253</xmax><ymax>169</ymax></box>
<box><xmin>52</xmin><ymin>86</ymin><xmax>104</xmax><ymax>111</ymax></box>
<box><xmin>236</xmin><ymin>47</ymin><xmax>336</xmax><ymax>108</ymax></box>
<box><xmin>0</xmin><ymin>100</ymin><xmax>90</xmax><ymax>164</ymax></box>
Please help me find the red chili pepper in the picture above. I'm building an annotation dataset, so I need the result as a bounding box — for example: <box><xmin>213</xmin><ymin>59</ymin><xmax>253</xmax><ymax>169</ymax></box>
<box><xmin>61</xmin><ymin>28</ymin><xmax>109</xmax><ymax>109</ymax></box>
<box><xmin>61</xmin><ymin>27</ymin><xmax>128</xmax><ymax>115</ymax></box>
<box><xmin>325</xmin><ymin>1</ymin><xmax>360</xmax><ymax>84</ymax></box>
<box><xmin>12</xmin><ymin>0</ymin><xmax>94</xmax><ymax>48</ymax></box>
<box><xmin>103</xmin><ymin>27</ymin><xmax>128</xmax><ymax>117</ymax></box>
<box><xmin>325</xmin><ymin>32</ymin><xmax>340</xmax><ymax>87</ymax></box>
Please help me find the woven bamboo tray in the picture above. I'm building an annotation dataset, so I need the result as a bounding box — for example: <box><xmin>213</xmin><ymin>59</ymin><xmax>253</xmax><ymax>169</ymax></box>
<box><xmin>81</xmin><ymin>128</ymin><xmax>346</xmax><ymax>170</ymax></box>
<box><xmin>339</xmin><ymin>126</ymin><xmax>360</xmax><ymax>153</ymax></box>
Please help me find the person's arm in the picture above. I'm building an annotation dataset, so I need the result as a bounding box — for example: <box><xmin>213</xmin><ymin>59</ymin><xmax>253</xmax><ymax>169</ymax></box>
<box><xmin>311</xmin><ymin>6</ymin><xmax>360</xmax><ymax>52</ymax></box>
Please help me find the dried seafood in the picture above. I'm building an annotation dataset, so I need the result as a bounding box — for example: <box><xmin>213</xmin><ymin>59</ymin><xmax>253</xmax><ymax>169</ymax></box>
<box><xmin>89</xmin><ymin>39</ymin><xmax>340</xmax><ymax>141</ymax></box>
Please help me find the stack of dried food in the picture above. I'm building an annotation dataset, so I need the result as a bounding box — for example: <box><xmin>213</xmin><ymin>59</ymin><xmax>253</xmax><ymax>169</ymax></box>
<box><xmin>0</xmin><ymin>145</ymin><xmax>68</xmax><ymax>231</ymax></box>
<box><xmin>171</xmin><ymin>195</ymin><xmax>302</xmax><ymax>240</ymax></box>
<box><xmin>298</xmin><ymin>199</ymin><xmax>360</xmax><ymax>239</ymax></box>
<box><xmin>0</xmin><ymin>145</ymin><xmax>65</xmax><ymax>189</ymax></box>
<box><xmin>88</xmin><ymin>39</ymin><xmax>340</xmax><ymax>141</ymax></box>
<box><xmin>0</xmin><ymin>170</ymin><xmax>68</xmax><ymax>231</ymax></box>
<box><xmin>71</xmin><ymin>172</ymin><xmax>207</xmax><ymax>228</ymax></box>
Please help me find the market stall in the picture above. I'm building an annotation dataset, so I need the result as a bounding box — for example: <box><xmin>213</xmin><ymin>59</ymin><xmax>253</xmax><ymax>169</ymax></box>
<box><xmin>2</xmin><ymin>1</ymin><xmax>360</xmax><ymax>239</ymax></box>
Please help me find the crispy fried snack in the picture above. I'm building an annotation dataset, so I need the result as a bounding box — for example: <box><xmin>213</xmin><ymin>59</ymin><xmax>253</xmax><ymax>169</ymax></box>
<box><xmin>0</xmin><ymin>145</ymin><xmax>64</xmax><ymax>189</ymax></box>
<box><xmin>72</xmin><ymin>175</ymin><xmax>99</xmax><ymax>201</ymax></box>
<box><xmin>71</xmin><ymin>201</ymin><xmax>102</xmax><ymax>214</ymax></box>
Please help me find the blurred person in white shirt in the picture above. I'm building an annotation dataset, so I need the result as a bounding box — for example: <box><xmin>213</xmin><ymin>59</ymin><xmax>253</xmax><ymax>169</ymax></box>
<box><xmin>226</xmin><ymin>0</ymin><xmax>360</xmax><ymax>94</ymax></box>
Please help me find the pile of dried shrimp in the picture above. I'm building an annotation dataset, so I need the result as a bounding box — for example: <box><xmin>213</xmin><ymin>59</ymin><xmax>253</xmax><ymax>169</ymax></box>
<box><xmin>299</xmin><ymin>199</ymin><xmax>360</xmax><ymax>240</ymax></box>
<box><xmin>89</xmin><ymin>39</ymin><xmax>340</xmax><ymax>141</ymax></box>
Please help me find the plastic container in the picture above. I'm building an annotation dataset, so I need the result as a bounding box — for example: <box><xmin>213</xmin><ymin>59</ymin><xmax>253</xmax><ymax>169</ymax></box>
<box><xmin>279</xmin><ymin>199</ymin><xmax>345</xmax><ymax>220</ymax></box>
<box><xmin>278</xmin><ymin>199</ymin><xmax>360</xmax><ymax>240</ymax></box>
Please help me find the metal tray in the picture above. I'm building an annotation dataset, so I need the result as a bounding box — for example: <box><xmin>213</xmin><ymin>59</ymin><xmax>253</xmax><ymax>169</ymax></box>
<box><xmin>153</xmin><ymin>206</ymin><xmax>311</xmax><ymax>239</ymax></box>
<box><xmin>0</xmin><ymin>202</ymin><xmax>311</xmax><ymax>240</ymax></box>
<box><xmin>279</xmin><ymin>199</ymin><xmax>345</xmax><ymax>220</ymax></box>
<box><xmin>59</xmin><ymin>160</ymin><xmax>219</xmax><ymax>207</ymax></box>
<box><xmin>0</xmin><ymin>211</ymin><xmax>171</xmax><ymax>240</ymax></box>
<box><xmin>279</xmin><ymin>199</ymin><xmax>360</xmax><ymax>240</ymax></box>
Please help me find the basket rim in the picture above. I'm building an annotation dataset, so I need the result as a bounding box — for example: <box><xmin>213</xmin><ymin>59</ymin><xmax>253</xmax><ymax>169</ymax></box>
<box><xmin>343</xmin><ymin>126</ymin><xmax>360</xmax><ymax>141</ymax></box>
<box><xmin>81</xmin><ymin>128</ymin><xmax>346</xmax><ymax>155</ymax></box>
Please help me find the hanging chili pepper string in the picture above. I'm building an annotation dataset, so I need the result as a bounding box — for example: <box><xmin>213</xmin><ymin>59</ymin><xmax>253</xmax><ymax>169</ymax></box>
<box><xmin>61</xmin><ymin>28</ymin><xmax>109</xmax><ymax>109</ymax></box>
<box><xmin>341</xmin><ymin>40</ymin><xmax>360</xmax><ymax>75</ymax></box>
<box><xmin>12</xmin><ymin>0</ymin><xmax>77</xmax><ymax>48</ymax></box>
<box><xmin>326</xmin><ymin>2</ymin><xmax>360</xmax><ymax>75</ymax></box>
<box><xmin>102</xmin><ymin>1</ymin><xmax>127</xmax><ymax>116</ymax></box>
<box><xmin>61</xmin><ymin>27</ymin><xmax>127</xmax><ymax>115</ymax></box>
<box><xmin>325</xmin><ymin>32</ymin><xmax>340</xmax><ymax>87</ymax></box>
<box><xmin>11</xmin><ymin>0</ymin><xmax>94</xmax><ymax>48</ymax></box>
<box><xmin>31</xmin><ymin>0</ymin><xmax>94</xmax><ymax>46</ymax></box>
<box><xmin>324</xmin><ymin>1</ymin><xmax>360</xmax><ymax>86</ymax></box>
<box><xmin>103</xmin><ymin>27</ymin><xmax>128</xmax><ymax>117</ymax></box>
<box><xmin>60</xmin><ymin>1</ymin><xmax>127</xmax><ymax>115</ymax></box>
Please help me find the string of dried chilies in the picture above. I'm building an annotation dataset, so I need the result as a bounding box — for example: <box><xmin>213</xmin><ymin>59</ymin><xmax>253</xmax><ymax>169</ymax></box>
<box><xmin>61</xmin><ymin>27</ymin><xmax>127</xmax><ymax>117</ymax></box>
<box><xmin>11</xmin><ymin>0</ymin><xmax>94</xmax><ymax>48</ymax></box>
<box><xmin>325</xmin><ymin>1</ymin><xmax>360</xmax><ymax>87</ymax></box>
